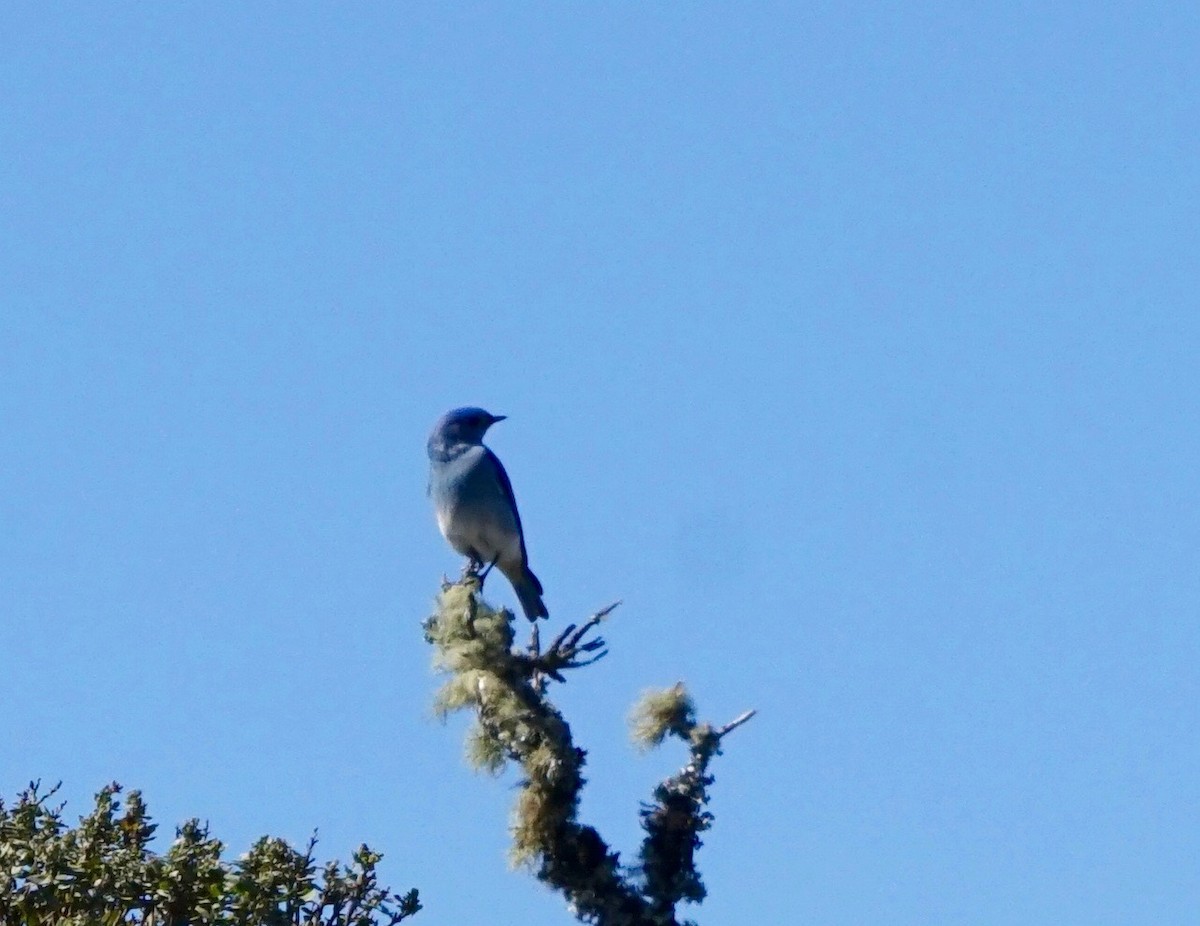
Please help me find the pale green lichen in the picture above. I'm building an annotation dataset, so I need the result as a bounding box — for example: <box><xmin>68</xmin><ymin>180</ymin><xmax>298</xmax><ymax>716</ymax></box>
<box><xmin>425</xmin><ymin>577</ymin><xmax>751</xmax><ymax>926</ymax></box>
<box><xmin>629</xmin><ymin>684</ymin><xmax>697</xmax><ymax>751</ymax></box>
<box><xmin>465</xmin><ymin>722</ymin><xmax>507</xmax><ymax>775</ymax></box>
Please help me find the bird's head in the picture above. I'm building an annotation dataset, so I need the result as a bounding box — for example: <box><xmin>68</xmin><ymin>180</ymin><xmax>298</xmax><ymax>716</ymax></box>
<box><xmin>430</xmin><ymin>406</ymin><xmax>506</xmax><ymax>449</ymax></box>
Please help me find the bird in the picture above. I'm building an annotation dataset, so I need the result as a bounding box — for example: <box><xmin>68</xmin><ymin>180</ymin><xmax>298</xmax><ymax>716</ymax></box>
<box><xmin>427</xmin><ymin>407</ymin><xmax>548</xmax><ymax>620</ymax></box>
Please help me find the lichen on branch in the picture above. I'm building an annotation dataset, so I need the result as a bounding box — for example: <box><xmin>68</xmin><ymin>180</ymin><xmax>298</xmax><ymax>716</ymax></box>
<box><xmin>424</xmin><ymin>577</ymin><xmax>753</xmax><ymax>926</ymax></box>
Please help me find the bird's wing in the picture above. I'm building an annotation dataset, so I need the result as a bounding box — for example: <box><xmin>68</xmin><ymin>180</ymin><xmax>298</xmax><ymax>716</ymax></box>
<box><xmin>483</xmin><ymin>446</ymin><xmax>529</xmax><ymax>564</ymax></box>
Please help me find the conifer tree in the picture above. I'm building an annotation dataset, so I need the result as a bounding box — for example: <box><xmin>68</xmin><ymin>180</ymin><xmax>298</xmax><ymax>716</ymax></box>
<box><xmin>0</xmin><ymin>782</ymin><xmax>420</xmax><ymax>926</ymax></box>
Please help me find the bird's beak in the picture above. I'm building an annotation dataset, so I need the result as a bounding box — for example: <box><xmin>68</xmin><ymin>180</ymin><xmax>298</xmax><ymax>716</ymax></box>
<box><xmin>490</xmin><ymin>414</ymin><xmax>507</xmax><ymax>424</ymax></box>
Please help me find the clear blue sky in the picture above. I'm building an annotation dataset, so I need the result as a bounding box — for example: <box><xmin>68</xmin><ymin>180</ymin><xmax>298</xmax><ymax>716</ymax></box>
<box><xmin>1</xmin><ymin>4</ymin><xmax>1196</xmax><ymax>924</ymax></box>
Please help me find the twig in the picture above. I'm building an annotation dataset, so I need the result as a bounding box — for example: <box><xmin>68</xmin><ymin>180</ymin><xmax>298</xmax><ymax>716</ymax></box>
<box><xmin>716</xmin><ymin>709</ymin><xmax>757</xmax><ymax>738</ymax></box>
<box><xmin>522</xmin><ymin>601</ymin><xmax>619</xmax><ymax>686</ymax></box>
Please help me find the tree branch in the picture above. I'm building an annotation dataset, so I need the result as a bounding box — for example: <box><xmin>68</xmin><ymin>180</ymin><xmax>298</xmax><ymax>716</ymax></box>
<box><xmin>424</xmin><ymin>579</ymin><xmax>754</xmax><ymax>925</ymax></box>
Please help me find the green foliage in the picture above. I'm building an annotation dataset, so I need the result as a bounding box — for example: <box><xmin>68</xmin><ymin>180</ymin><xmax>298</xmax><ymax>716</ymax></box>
<box><xmin>0</xmin><ymin>782</ymin><xmax>420</xmax><ymax>926</ymax></box>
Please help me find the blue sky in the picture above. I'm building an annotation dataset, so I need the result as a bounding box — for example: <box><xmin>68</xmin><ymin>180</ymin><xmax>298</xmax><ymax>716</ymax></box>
<box><xmin>1</xmin><ymin>4</ymin><xmax>1197</xmax><ymax>924</ymax></box>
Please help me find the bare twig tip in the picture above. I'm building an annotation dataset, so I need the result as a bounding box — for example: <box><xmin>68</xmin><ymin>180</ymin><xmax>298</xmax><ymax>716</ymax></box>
<box><xmin>717</xmin><ymin>709</ymin><xmax>757</xmax><ymax>738</ymax></box>
<box><xmin>595</xmin><ymin>600</ymin><xmax>622</xmax><ymax>620</ymax></box>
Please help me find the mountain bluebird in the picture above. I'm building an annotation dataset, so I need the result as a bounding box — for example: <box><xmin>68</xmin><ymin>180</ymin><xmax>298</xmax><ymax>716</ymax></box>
<box><xmin>427</xmin><ymin>407</ymin><xmax>548</xmax><ymax>620</ymax></box>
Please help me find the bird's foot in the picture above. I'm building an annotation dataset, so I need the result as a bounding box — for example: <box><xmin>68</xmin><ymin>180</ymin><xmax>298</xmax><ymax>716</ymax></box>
<box><xmin>478</xmin><ymin>554</ymin><xmax>501</xmax><ymax>584</ymax></box>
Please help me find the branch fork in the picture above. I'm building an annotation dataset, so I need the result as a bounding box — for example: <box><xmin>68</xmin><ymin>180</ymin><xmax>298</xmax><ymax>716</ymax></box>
<box><xmin>425</xmin><ymin>579</ymin><xmax>754</xmax><ymax>926</ymax></box>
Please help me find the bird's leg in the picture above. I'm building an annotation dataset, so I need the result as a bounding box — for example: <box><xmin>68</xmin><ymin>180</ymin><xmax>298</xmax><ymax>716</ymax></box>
<box><xmin>477</xmin><ymin>553</ymin><xmax>501</xmax><ymax>584</ymax></box>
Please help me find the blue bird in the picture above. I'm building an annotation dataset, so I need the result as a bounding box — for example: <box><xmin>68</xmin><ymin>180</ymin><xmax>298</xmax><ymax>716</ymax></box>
<box><xmin>427</xmin><ymin>407</ymin><xmax>548</xmax><ymax>620</ymax></box>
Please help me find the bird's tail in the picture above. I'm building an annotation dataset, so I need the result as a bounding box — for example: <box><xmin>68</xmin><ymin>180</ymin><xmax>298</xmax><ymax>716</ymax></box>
<box><xmin>505</xmin><ymin>564</ymin><xmax>548</xmax><ymax>621</ymax></box>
